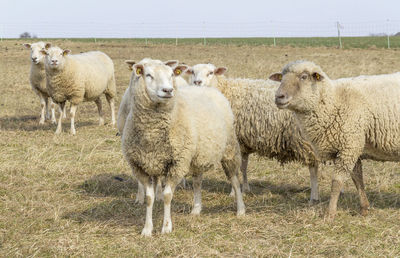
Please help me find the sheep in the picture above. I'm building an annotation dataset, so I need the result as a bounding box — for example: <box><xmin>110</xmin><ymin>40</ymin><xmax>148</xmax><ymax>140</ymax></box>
<box><xmin>23</xmin><ymin>42</ymin><xmax>58</xmax><ymax>124</ymax></box>
<box><xmin>121</xmin><ymin>58</ymin><xmax>245</xmax><ymax>236</ymax></box>
<box><xmin>42</xmin><ymin>47</ymin><xmax>116</xmax><ymax>135</ymax></box>
<box><xmin>117</xmin><ymin>59</ymin><xmax>188</xmax><ymax>203</ymax></box>
<box><xmin>186</xmin><ymin>64</ymin><xmax>320</xmax><ymax>202</ymax></box>
<box><xmin>272</xmin><ymin>60</ymin><xmax>400</xmax><ymax>220</ymax></box>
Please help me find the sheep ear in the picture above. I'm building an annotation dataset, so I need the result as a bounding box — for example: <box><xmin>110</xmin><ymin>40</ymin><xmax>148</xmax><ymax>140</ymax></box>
<box><xmin>174</xmin><ymin>65</ymin><xmax>188</xmax><ymax>76</ymax></box>
<box><xmin>44</xmin><ymin>43</ymin><xmax>51</xmax><ymax>49</ymax></box>
<box><xmin>215</xmin><ymin>67</ymin><xmax>227</xmax><ymax>75</ymax></box>
<box><xmin>312</xmin><ymin>72</ymin><xmax>323</xmax><ymax>81</ymax></box>
<box><xmin>63</xmin><ymin>49</ymin><xmax>71</xmax><ymax>56</ymax></box>
<box><xmin>125</xmin><ymin>60</ymin><xmax>136</xmax><ymax>70</ymax></box>
<box><xmin>23</xmin><ymin>43</ymin><xmax>31</xmax><ymax>49</ymax></box>
<box><xmin>269</xmin><ymin>73</ymin><xmax>282</xmax><ymax>82</ymax></box>
<box><xmin>185</xmin><ymin>68</ymin><xmax>194</xmax><ymax>75</ymax></box>
<box><xmin>40</xmin><ymin>49</ymin><xmax>48</xmax><ymax>55</ymax></box>
<box><xmin>164</xmin><ymin>60</ymin><xmax>179</xmax><ymax>67</ymax></box>
<box><xmin>134</xmin><ymin>64</ymin><xmax>144</xmax><ymax>76</ymax></box>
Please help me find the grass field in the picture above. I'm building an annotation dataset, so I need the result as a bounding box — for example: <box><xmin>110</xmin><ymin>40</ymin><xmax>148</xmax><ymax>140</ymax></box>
<box><xmin>1</xmin><ymin>39</ymin><xmax>400</xmax><ymax>256</ymax></box>
<box><xmin>11</xmin><ymin>36</ymin><xmax>400</xmax><ymax>49</ymax></box>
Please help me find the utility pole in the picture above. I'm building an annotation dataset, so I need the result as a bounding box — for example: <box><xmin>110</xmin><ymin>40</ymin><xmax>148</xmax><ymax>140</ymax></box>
<box><xmin>337</xmin><ymin>21</ymin><xmax>343</xmax><ymax>49</ymax></box>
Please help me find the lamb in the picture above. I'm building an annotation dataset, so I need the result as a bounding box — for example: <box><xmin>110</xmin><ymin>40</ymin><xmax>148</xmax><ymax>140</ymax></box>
<box><xmin>121</xmin><ymin>58</ymin><xmax>245</xmax><ymax>236</ymax></box>
<box><xmin>272</xmin><ymin>60</ymin><xmax>400</xmax><ymax>220</ymax></box>
<box><xmin>23</xmin><ymin>42</ymin><xmax>57</xmax><ymax>124</ymax></box>
<box><xmin>42</xmin><ymin>47</ymin><xmax>116</xmax><ymax>135</ymax></box>
<box><xmin>186</xmin><ymin>64</ymin><xmax>320</xmax><ymax>202</ymax></box>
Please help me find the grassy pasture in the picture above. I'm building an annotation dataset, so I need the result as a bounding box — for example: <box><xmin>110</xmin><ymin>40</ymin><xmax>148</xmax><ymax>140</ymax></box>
<box><xmin>0</xmin><ymin>39</ymin><xmax>400</xmax><ymax>256</ymax></box>
<box><xmin>16</xmin><ymin>36</ymin><xmax>400</xmax><ymax>49</ymax></box>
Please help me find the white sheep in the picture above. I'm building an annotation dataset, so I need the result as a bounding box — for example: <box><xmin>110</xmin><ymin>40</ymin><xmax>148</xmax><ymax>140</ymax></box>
<box><xmin>23</xmin><ymin>42</ymin><xmax>57</xmax><ymax>124</ymax></box>
<box><xmin>121</xmin><ymin>58</ymin><xmax>245</xmax><ymax>236</ymax></box>
<box><xmin>42</xmin><ymin>47</ymin><xmax>116</xmax><ymax>135</ymax></box>
<box><xmin>272</xmin><ymin>60</ymin><xmax>400</xmax><ymax>220</ymax></box>
<box><xmin>117</xmin><ymin>59</ymin><xmax>188</xmax><ymax>203</ymax></box>
<box><xmin>187</xmin><ymin>64</ymin><xmax>320</xmax><ymax>202</ymax></box>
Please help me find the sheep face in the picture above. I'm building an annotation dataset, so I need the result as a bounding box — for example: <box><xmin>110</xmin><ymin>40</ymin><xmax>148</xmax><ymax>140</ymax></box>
<box><xmin>187</xmin><ymin>64</ymin><xmax>227</xmax><ymax>86</ymax></box>
<box><xmin>134</xmin><ymin>62</ymin><xmax>176</xmax><ymax>103</ymax></box>
<box><xmin>42</xmin><ymin>47</ymin><xmax>71</xmax><ymax>70</ymax></box>
<box><xmin>23</xmin><ymin>42</ymin><xmax>51</xmax><ymax>65</ymax></box>
<box><xmin>272</xmin><ymin>61</ymin><xmax>325</xmax><ymax>113</ymax></box>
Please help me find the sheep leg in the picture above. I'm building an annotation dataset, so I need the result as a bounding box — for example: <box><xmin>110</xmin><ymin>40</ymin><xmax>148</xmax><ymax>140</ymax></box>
<box><xmin>55</xmin><ymin>102</ymin><xmax>65</xmax><ymax>134</ymax></box>
<box><xmin>155</xmin><ymin>177</ymin><xmax>163</xmax><ymax>201</ymax></box>
<box><xmin>39</xmin><ymin>95</ymin><xmax>46</xmax><ymax>124</ymax></box>
<box><xmin>191</xmin><ymin>174</ymin><xmax>202</xmax><ymax>215</ymax></box>
<box><xmin>62</xmin><ymin>103</ymin><xmax>67</xmax><ymax>118</ymax></box>
<box><xmin>350</xmin><ymin>159</ymin><xmax>370</xmax><ymax>216</ymax></box>
<box><xmin>222</xmin><ymin>160</ymin><xmax>245</xmax><ymax>216</ymax></box>
<box><xmin>106</xmin><ymin>95</ymin><xmax>116</xmax><ymax>126</ymax></box>
<box><xmin>70</xmin><ymin>104</ymin><xmax>77</xmax><ymax>135</ymax></box>
<box><xmin>94</xmin><ymin>98</ymin><xmax>105</xmax><ymax>126</ymax></box>
<box><xmin>309</xmin><ymin>165</ymin><xmax>320</xmax><ymax>204</ymax></box>
<box><xmin>161</xmin><ymin>177</ymin><xmax>180</xmax><ymax>234</ymax></box>
<box><xmin>44</xmin><ymin>97</ymin><xmax>50</xmax><ymax>120</ymax></box>
<box><xmin>135</xmin><ymin>181</ymin><xmax>145</xmax><ymax>204</ymax></box>
<box><xmin>326</xmin><ymin>172</ymin><xmax>345</xmax><ymax>222</ymax></box>
<box><xmin>241</xmin><ymin>153</ymin><xmax>250</xmax><ymax>192</ymax></box>
<box><xmin>49</xmin><ymin>98</ymin><xmax>57</xmax><ymax>124</ymax></box>
<box><xmin>141</xmin><ymin>178</ymin><xmax>155</xmax><ymax>237</ymax></box>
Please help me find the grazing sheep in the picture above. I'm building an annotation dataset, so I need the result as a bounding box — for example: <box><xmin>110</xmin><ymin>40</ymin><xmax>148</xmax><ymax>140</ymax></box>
<box><xmin>122</xmin><ymin>58</ymin><xmax>245</xmax><ymax>236</ymax></box>
<box><xmin>42</xmin><ymin>47</ymin><xmax>116</xmax><ymax>135</ymax></box>
<box><xmin>272</xmin><ymin>60</ymin><xmax>400</xmax><ymax>220</ymax></box>
<box><xmin>23</xmin><ymin>42</ymin><xmax>57</xmax><ymax>124</ymax></box>
<box><xmin>187</xmin><ymin>64</ymin><xmax>320</xmax><ymax>202</ymax></box>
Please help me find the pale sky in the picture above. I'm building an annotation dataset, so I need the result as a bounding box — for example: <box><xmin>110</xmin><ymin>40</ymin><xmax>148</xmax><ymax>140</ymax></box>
<box><xmin>1</xmin><ymin>0</ymin><xmax>400</xmax><ymax>38</ymax></box>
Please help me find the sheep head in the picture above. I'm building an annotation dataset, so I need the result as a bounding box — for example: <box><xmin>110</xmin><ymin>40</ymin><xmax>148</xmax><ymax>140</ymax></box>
<box><xmin>187</xmin><ymin>63</ymin><xmax>227</xmax><ymax>86</ymax></box>
<box><xmin>41</xmin><ymin>46</ymin><xmax>71</xmax><ymax>70</ymax></box>
<box><xmin>23</xmin><ymin>41</ymin><xmax>51</xmax><ymax>65</ymax></box>
<box><xmin>271</xmin><ymin>60</ymin><xmax>326</xmax><ymax>113</ymax></box>
<box><xmin>132</xmin><ymin>58</ymin><xmax>185</xmax><ymax>104</ymax></box>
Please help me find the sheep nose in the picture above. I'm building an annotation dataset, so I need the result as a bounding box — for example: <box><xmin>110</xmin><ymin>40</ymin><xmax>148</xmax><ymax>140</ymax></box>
<box><xmin>31</xmin><ymin>57</ymin><xmax>37</xmax><ymax>62</ymax></box>
<box><xmin>162</xmin><ymin>88</ymin><xmax>173</xmax><ymax>93</ymax></box>
<box><xmin>275</xmin><ymin>93</ymin><xmax>287</xmax><ymax>100</ymax></box>
<box><xmin>51</xmin><ymin>60</ymin><xmax>58</xmax><ymax>64</ymax></box>
<box><xmin>194</xmin><ymin>80</ymin><xmax>202</xmax><ymax>85</ymax></box>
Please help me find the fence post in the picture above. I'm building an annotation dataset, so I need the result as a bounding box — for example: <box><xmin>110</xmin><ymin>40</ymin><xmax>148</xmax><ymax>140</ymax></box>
<box><xmin>387</xmin><ymin>19</ymin><xmax>390</xmax><ymax>49</ymax></box>
<box><xmin>337</xmin><ymin>21</ymin><xmax>342</xmax><ymax>49</ymax></box>
<box><xmin>203</xmin><ymin>21</ymin><xmax>206</xmax><ymax>46</ymax></box>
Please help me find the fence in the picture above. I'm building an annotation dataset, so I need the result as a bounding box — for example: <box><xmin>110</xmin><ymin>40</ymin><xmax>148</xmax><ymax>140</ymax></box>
<box><xmin>2</xmin><ymin>20</ymin><xmax>400</xmax><ymax>48</ymax></box>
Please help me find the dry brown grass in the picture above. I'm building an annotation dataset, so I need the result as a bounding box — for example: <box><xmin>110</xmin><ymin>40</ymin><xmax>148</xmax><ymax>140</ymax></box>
<box><xmin>1</xmin><ymin>40</ymin><xmax>400</xmax><ymax>257</ymax></box>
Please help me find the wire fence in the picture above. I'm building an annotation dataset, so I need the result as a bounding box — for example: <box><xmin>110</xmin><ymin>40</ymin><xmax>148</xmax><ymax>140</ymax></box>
<box><xmin>2</xmin><ymin>20</ymin><xmax>400</xmax><ymax>48</ymax></box>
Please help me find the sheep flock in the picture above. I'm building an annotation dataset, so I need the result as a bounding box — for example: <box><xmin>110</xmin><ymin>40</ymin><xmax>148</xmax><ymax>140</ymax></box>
<box><xmin>18</xmin><ymin>41</ymin><xmax>400</xmax><ymax>237</ymax></box>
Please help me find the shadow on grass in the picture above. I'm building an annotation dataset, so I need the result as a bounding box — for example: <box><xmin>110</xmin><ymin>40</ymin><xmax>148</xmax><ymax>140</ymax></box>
<box><xmin>0</xmin><ymin>115</ymin><xmax>93</xmax><ymax>132</ymax></box>
<box><xmin>70</xmin><ymin>173</ymin><xmax>400</xmax><ymax>225</ymax></box>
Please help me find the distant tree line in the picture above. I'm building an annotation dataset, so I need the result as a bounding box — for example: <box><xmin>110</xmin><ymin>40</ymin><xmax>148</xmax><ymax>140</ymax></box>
<box><xmin>19</xmin><ymin>32</ymin><xmax>38</xmax><ymax>39</ymax></box>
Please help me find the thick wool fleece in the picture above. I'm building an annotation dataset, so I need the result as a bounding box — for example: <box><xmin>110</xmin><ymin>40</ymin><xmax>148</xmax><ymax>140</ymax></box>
<box><xmin>122</xmin><ymin>78</ymin><xmax>241</xmax><ymax>181</ymax></box>
<box><xmin>46</xmin><ymin>51</ymin><xmax>116</xmax><ymax>105</ymax></box>
<box><xmin>215</xmin><ymin>76</ymin><xmax>317</xmax><ymax>166</ymax></box>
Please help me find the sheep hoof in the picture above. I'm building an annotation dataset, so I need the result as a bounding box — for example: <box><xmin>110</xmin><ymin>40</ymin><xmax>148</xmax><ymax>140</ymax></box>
<box><xmin>55</xmin><ymin>128</ymin><xmax>62</xmax><ymax>134</ymax></box>
<box><xmin>99</xmin><ymin>118</ymin><xmax>105</xmax><ymax>126</ymax></box>
<box><xmin>141</xmin><ymin>227</ymin><xmax>152</xmax><ymax>237</ymax></box>
<box><xmin>360</xmin><ymin>207</ymin><xmax>369</xmax><ymax>216</ymax></box>
<box><xmin>161</xmin><ymin>224</ymin><xmax>172</xmax><ymax>234</ymax></box>
<box><xmin>71</xmin><ymin>129</ymin><xmax>76</xmax><ymax>135</ymax></box>
<box><xmin>135</xmin><ymin>196</ymin><xmax>144</xmax><ymax>205</ymax></box>
<box><xmin>191</xmin><ymin>208</ymin><xmax>201</xmax><ymax>216</ymax></box>
<box><xmin>236</xmin><ymin>209</ymin><xmax>245</xmax><ymax>217</ymax></box>
<box><xmin>309</xmin><ymin>199</ymin><xmax>320</xmax><ymax>205</ymax></box>
<box><xmin>324</xmin><ymin>212</ymin><xmax>336</xmax><ymax>222</ymax></box>
<box><xmin>51</xmin><ymin>119</ymin><xmax>57</xmax><ymax>124</ymax></box>
<box><xmin>39</xmin><ymin>119</ymin><xmax>45</xmax><ymax>125</ymax></box>
<box><xmin>242</xmin><ymin>184</ymin><xmax>250</xmax><ymax>193</ymax></box>
<box><xmin>229</xmin><ymin>188</ymin><xmax>235</xmax><ymax>197</ymax></box>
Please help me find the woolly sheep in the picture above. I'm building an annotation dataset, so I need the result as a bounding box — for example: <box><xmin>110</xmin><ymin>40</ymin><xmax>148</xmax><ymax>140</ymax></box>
<box><xmin>23</xmin><ymin>42</ymin><xmax>58</xmax><ymax>124</ymax></box>
<box><xmin>117</xmin><ymin>59</ymin><xmax>187</xmax><ymax>203</ymax></box>
<box><xmin>121</xmin><ymin>58</ymin><xmax>245</xmax><ymax>236</ymax></box>
<box><xmin>42</xmin><ymin>47</ymin><xmax>116</xmax><ymax>135</ymax></box>
<box><xmin>187</xmin><ymin>64</ymin><xmax>320</xmax><ymax>202</ymax></box>
<box><xmin>272</xmin><ymin>60</ymin><xmax>400</xmax><ymax>220</ymax></box>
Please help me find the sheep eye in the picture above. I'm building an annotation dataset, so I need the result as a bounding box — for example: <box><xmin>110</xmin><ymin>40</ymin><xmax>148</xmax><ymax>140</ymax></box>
<box><xmin>146</xmin><ymin>74</ymin><xmax>153</xmax><ymax>79</ymax></box>
<box><xmin>301</xmin><ymin>74</ymin><xmax>308</xmax><ymax>80</ymax></box>
<box><xmin>208</xmin><ymin>72</ymin><xmax>214</xmax><ymax>76</ymax></box>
